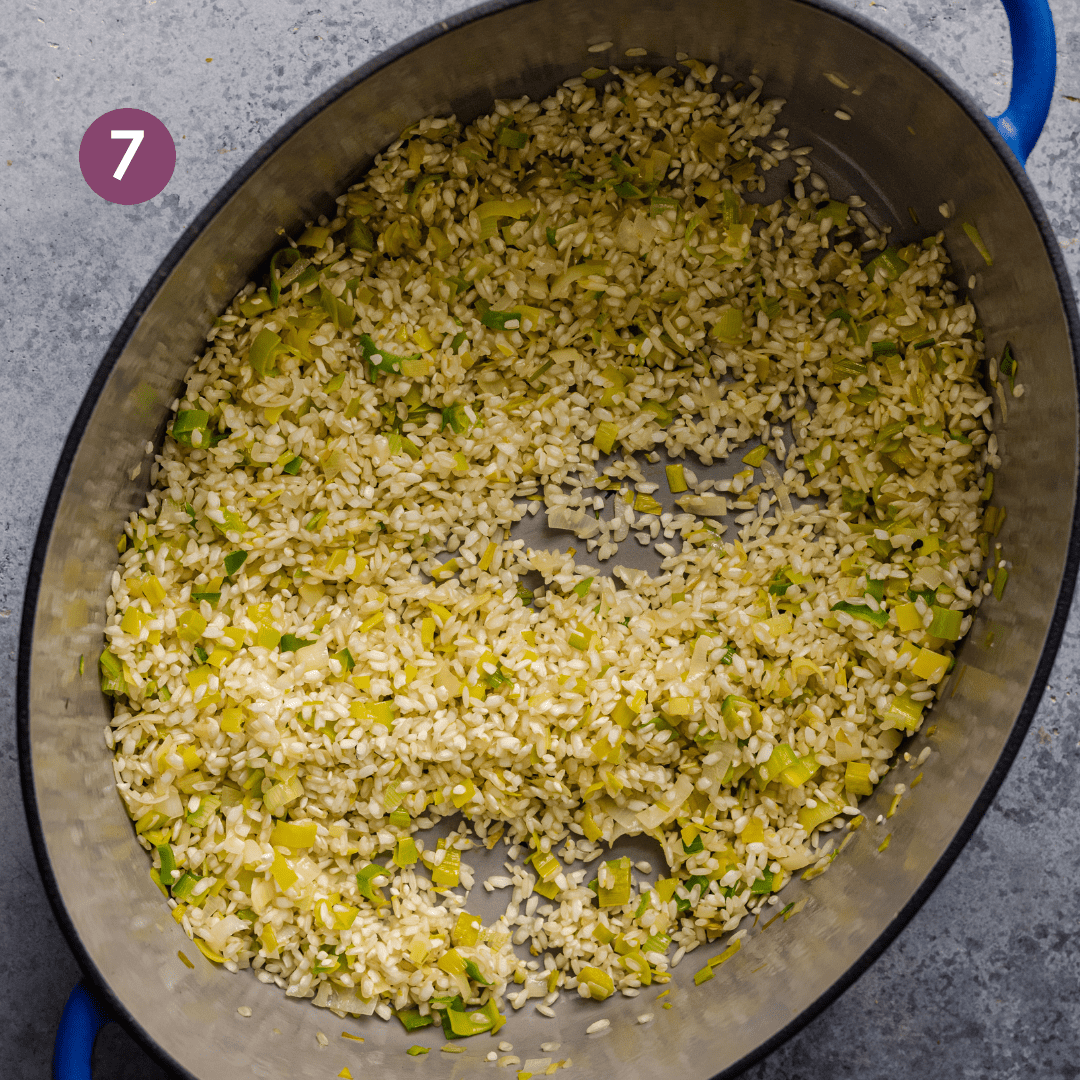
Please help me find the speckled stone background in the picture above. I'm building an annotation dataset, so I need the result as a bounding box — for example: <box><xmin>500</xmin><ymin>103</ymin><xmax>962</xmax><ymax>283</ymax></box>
<box><xmin>3</xmin><ymin>0</ymin><xmax>1079</xmax><ymax>1077</ymax></box>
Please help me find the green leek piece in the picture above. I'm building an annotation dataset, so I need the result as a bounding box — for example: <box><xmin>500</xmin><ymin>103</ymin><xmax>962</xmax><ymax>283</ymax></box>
<box><xmin>395</xmin><ymin>1009</ymin><xmax>434</xmax><ymax>1033</ymax></box>
<box><xmin>249</xmin><ymin>328</ymin><xmax>284</xmax><ymax>379</ymax></box>
<box><xmin>497</xmin><ymin>126</ymin><xmax>528</xmax><ymax>150</ymax></box>
<box><xmin>394</xmin><ymin>836</ymin><xmax>419</xmax><ymax>867</ymax></box>
<box><xmin>573</xmin><ymin>576</ymin><xmax>594</xmax><ymax>599</ymax></box>
<box><xmin>712</xmin><ymin>307</ymin><xmax>744</xmax><ymax>343</ymax></box>
<box><xmin>882</xmin><ymin>690</ymin><xmax>923</xmax><ymax>731</ymax></box>
<box><xmin>238</xmin><ymin>290</ymin><xmax>273</xmax><ymax>319</ymax></box>
<box><xmin>579</xmin><ymin>965</ymin><xmax>615</xmax><ymax>1000</ymax></box>
<box><xmin>741</xmin><ymin>444</ymin><xmax>769</xmax><ymax>468</ymax></box>
<box><xmin>449</xmin><ymin>331</ymin><xmax>468</xmax><ymax>353</ymax></box>
<box><xmin>682</xmin><ymin>833</ymin><xmax>704</xmax><ymax>855</ymax></box>
<box><xmin>176</xmin><ymin>610</ymin><xmax>206</xmax><ymax>643</ymax></box>
<box><xmin>851</xmin><ymin>385</ymin><xmax>879</xmax><ymax>406</ymax></box>
<box><xmin>928</xmin><ymin>605</ymin><xmax>963</xmax><ymax>641</ymax></box>
<box><xmin>99</xmin><ymin>649</ymin><xmax>126</xmax><ymax>697</ymax></box>
<box><xmin>797</xmin><ymin>797</ymin><xmax>844</xmax><ymax>833</ymax></box>
<box><xmin>999</xmin><ymin>345</ymin><xmax>1018</xmax><ymax>390</ymax></box>
<box><xmin>155</xmin><ymin>843</ymin><xmax>176</xmax><ymax>886</ymax></box>
<box><xmin>780</xmin><ymin>752</ymin><xmax>819</xmax><ymax>788</ymax></box>
<box><xmin>406</xmin><ymin>1046</ymin><xmax>429</xmax><ymax>1056</ymax></box>
<box><xmin>870</xmin><ymin>340</ymin><xmax>898</xmax><ymax>356</ymax></box>
<box><xmin>441</xmin><ymin>402</ymin><xmax>480</xmax><ymax>434</ymax></box>
<box><xmin>356</xmin><ymin>863</ymin><xmax>389</xmax><ymax>905</ymax></box>
<box><xmin>193</xmin><ymin>645</ymin><xmax>209</xmax><ymax>664</ymax></box>
<box><xmin>359</xmin><ymin>334</ymin><xmax>421</xmax><ymax>380</ymax></box>
<box><xmin>829</xmin><ymin>356</ymin><xmax>868</xmax><ymax>380</ymax></box>
<box><xmin>333</xmin><ymin>647</ymin><xmax>355</xmax><ymax>672</ymax></box>
<box><xmin>992</xmin><ymin>564</ymin><xmax>1009</xmax><ymax>600</ymax></box>
<box><xmin>694</xmin><ymin>963</ymin><xmax>715</xmax><ymax>985</ymax></box>
<box><xmin>431</xmin><ymin>846</ymin><xmax>461</xmax><ymax>890</ymax></box>
<box><xmin>281</xmin><ymin>455</ymin><xmax>303</xmax><ymax>475</ymax></box>
<box><xmin>634</xmin><ymin>492</ymin><xmax>663</xmax><ymax>515</ymax></box>
<box><xmin>318</xmin><ymin>284</ymin><xmax>356</xmax><ymax>331</ymax></box>
<box><xmin>749</xmin><ymin>869</ymin><xmax>775</xmax><ymax>894</ymax></box>
<box><xmin>171</xmin><ymin>871</ymin><xmax>199</xmax><ymax>900</ymax></box>
<box><xmin>279</xmin><ymin>634</ymin><xmax>315</xmax><ymax>653</ymax></box>
<box><xmin>814</xmin><ymin>200</ymin><xmax>850</xmax><ymax>228</ymax></box>
<box><xmin>480</xmin><ymin>307</ymin><xmax>522</xmax><ymax>331</ymax></box>
<box><xmin>268</xmin><ymin>247</ymin><xmax>304</xmax><ymax>305</ymax></box>
<box><xmin>665</xmin><ymin>464</ymin><xmax>687</xmax><ymax>493</ymax></box>
<box><xmin>597</xmin><ymin>856</ymin><xmax>632</xmax><ymax>907</ymax></box>
<box><xmin>962</xmin><ymin>222</ymin><xmax>993</xmax><ymax>266</ymax></box>
<box><xmin>223</xmin><ymin>550</ymin><xmax>247</xmax><ymax>577</ymax></box>
<box><xmin>443</xmin><ymin>998</ymin><xmax>504</xmax><ymax>1038</ymax></box>
<box><xmin>845</xmin><ymin>761</ymin><xmax>874</xmax><ymax>795</ymax></box>
<box><xmin>344</xmin><ymin>217</ymin><xmax>375</xmax><ymax>251</ymax></box>
<box><xmin>297</xmin><ymin>225</ymin><xmax>332</xmax><ymax>249</ymax></box>
<box><xmin>984</xmin><ymin>505</ymin><xmax>1007</xmax><ymax>536</ymax></box>
<box><xmin>186</xmin><ymin>793</ymin><xmax>220</xmax><ymax>828</ymax></box>
<box><xmin>865</xmin><ymin>246</ymin><xmax>910</xmax><ymax>283</ymax></box>
<box><xmin>802</xmin><ymin>439</ymin><xmax>835</xmax><ymax>477</ymax></box>
<box><xmin>841</xmin><ymin>486</ymin><xmax>867</xmax><ymax>513</ymax></box>
<box><xmin>758</xmin><ymin>742</ymin><xmax>798</xmax><ymax>785</ymax></box>
<box><xmin>643</xmin><ymin>932</ymin><xmax>671</xmax><ymax>955</ymax></box>
<box><xmin>171</xmin><ymin>409</ymin><xmax>211</xmax><ymax>449</ymax></box>
<box><xmin>721</xmin><ymin>694</ymin><xmax>763</xmax><ymax>732</ymax></box>
<box><xmin>594</xmin><ymin>420</ymin><xmax>618</xmax><ymax>454</ymax></box>
<box><xmin>640</xmin><ymin>399</ymin><xmax>675</xmax><ymax>425</ymax></box>
<box><xmin>830</xmin><ymin>600</ymin><xmax>889</xmax><ymax>629</ymax></box>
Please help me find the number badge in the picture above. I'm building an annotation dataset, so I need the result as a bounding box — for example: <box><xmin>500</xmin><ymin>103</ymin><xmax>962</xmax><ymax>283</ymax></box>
<box><xmin>79</xmin><ymin>108</ymin><xmax>176</xmax><ymax>205</ymax></box>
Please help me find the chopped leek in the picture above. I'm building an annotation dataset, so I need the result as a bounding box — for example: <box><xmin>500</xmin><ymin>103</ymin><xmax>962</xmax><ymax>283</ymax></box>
<box><xmin>223</xmin><ymin>550</ymin><xmax>247</xmax><ymax>577</ymax></box>
<box><xmin>665</xmin><ymin>464</ymin><xmax>687</xmax><ymax>493</ymax></box>
<box><xmin>356</xmin><ymin>862</ymin><xmax>389</xmax><ymax>905</ymax></box>
<box><xmin>396</xmin><ymin>1009</ymin><xmax>434</xmax><ymax>1033</ymax></box>
<box><xmin>830</xmin><ymin>601</ymin><xmax>889</xmax><ymax>629</ymax></box>
<box><xmin>594</xmin><ymin>420</ymin><xmax>618</xmax><ymax>454</ymax></box>
<box><xmin>882</xmin><ymin>690</ymin><xmax>923</xmax><ymax>731</ymax></box>
<box><xmin>344</xmin><ymin>218</ymin><xmax>375</xmax><ymax>252</ymax></box>
<box><xmin>279</xmin><ymin>634</ymin><xmax>315</xmax><ymax>652</ymax></box>
<box><xmin>797</xmin><ymin>797</ymin><xmax>844</xmax><ymax>833</ymax></box>
<box><xmin>596</xmin><ymin>857</ymin><xmax>631</xmax><ymax>907</ymax></box>
<box><xmin>578</xmin><ymin>965</ymin><xmax>615</xmax><ymax>1000</ymax></box>
<box><xmin>270</xmin><ymin>820</ymin><xmax>317</xmax><ymax>848</ymax></box>
<box><xmin>741</xmin><ymin>444</ymin><xmax>769</xmax><ymax>468</ymax></box>
<box><xmin>99</xmin><ymin>649</ymin><xmax>126</xmax><ymax>697</ymax></box>
<box><xmin>865</xmin><ymin>246</ymin><xmax>909</xmax><ymax>283</ymax></box>
<box><xmin>359</xmin><ymin>334</ymin><xmax>421</xmax><ymax>380</ymax></box>
<box><xmin>249</xmin><ymin>329</ymin><xmax>284</xmax><ymax>379</ymax></box>
<box><xmin>171</xmin><ymin>409</ymin><xmax>211</xmax><ymax>449</ymax></box>
<box><xmin>928</xmin><ymin>605</ymin><xmax>962</xmax><ymax>641</ymax></box>
<box><xmin>845</xmin><ymin>761</ymin><xmax>874</xmax><ymax>796</ymax></box>
<box><xmin>962</xmin><ymin>222</ymin><xmax>993</xmax><ymax>267</ymax></box>
<box><xmin>721</xmin><ymin>694</ymin><xmax>763</xmax><ymax>732</ymax></box>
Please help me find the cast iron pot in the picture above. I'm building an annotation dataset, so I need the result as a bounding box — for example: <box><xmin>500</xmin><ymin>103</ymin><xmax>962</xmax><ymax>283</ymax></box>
<box><xmin>20</xmin><ymin>0</ymin><xmax>1078</xmax><ymax>1077</ymax></box>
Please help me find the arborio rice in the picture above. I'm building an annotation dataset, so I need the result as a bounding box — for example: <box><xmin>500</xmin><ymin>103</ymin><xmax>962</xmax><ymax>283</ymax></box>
<box><xmin>102</xmin><ymin>60</ymin><xmax>1009</xmax><ymax>1033</ymax></box>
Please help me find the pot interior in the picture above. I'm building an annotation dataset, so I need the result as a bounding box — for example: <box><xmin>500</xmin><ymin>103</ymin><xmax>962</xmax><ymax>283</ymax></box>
<box><xmin>23</xmin><ymin>2</ymin><xmax>1077</xmax><ymax>1078</ymax></box>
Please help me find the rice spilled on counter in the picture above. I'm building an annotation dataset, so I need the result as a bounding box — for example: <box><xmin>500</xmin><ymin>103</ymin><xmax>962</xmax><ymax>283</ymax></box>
<box><xmin>99</xmin><ymin>59</ymin><xmax>1003</xmax><ymax>1030</ymax></box>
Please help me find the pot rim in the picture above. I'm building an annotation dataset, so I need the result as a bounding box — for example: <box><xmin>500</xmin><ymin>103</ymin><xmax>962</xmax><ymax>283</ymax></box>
<box><xmin>18</xmin><ymin>1</ymin><xmax>1080</xmax><ymax>1077</ymax></box>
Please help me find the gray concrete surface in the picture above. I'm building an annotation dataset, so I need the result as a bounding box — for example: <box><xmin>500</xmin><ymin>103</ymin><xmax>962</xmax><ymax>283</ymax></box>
<box><xmin>2</xmin><ymin>0</ymin><xmax>1079</xmax><ymax>1077</ymax></box>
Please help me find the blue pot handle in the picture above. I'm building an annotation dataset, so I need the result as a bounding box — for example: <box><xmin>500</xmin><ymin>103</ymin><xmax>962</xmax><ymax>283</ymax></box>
<box><xmin>992</xmin><ymin>0</ymin><xmax>1057</xmax><ymax>165</ymax></box>
<box><xmin>53</xmin><ymin>981</ymin><xmax>112</xmax><ymax>1080</ymax></box>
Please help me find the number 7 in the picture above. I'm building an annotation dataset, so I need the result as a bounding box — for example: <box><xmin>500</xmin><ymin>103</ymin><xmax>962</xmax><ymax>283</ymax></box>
<box><xmin>111</xmin><ymin>129</ymin><xmax>145</xmax><ymax>181</ymax></box>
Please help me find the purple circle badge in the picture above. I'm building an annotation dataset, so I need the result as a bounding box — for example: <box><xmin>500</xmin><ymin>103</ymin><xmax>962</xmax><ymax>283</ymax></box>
<box><xmin>79</xmin><ymin>108</ymin><xmax>176</xmax><ymax>205</ymax></box>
